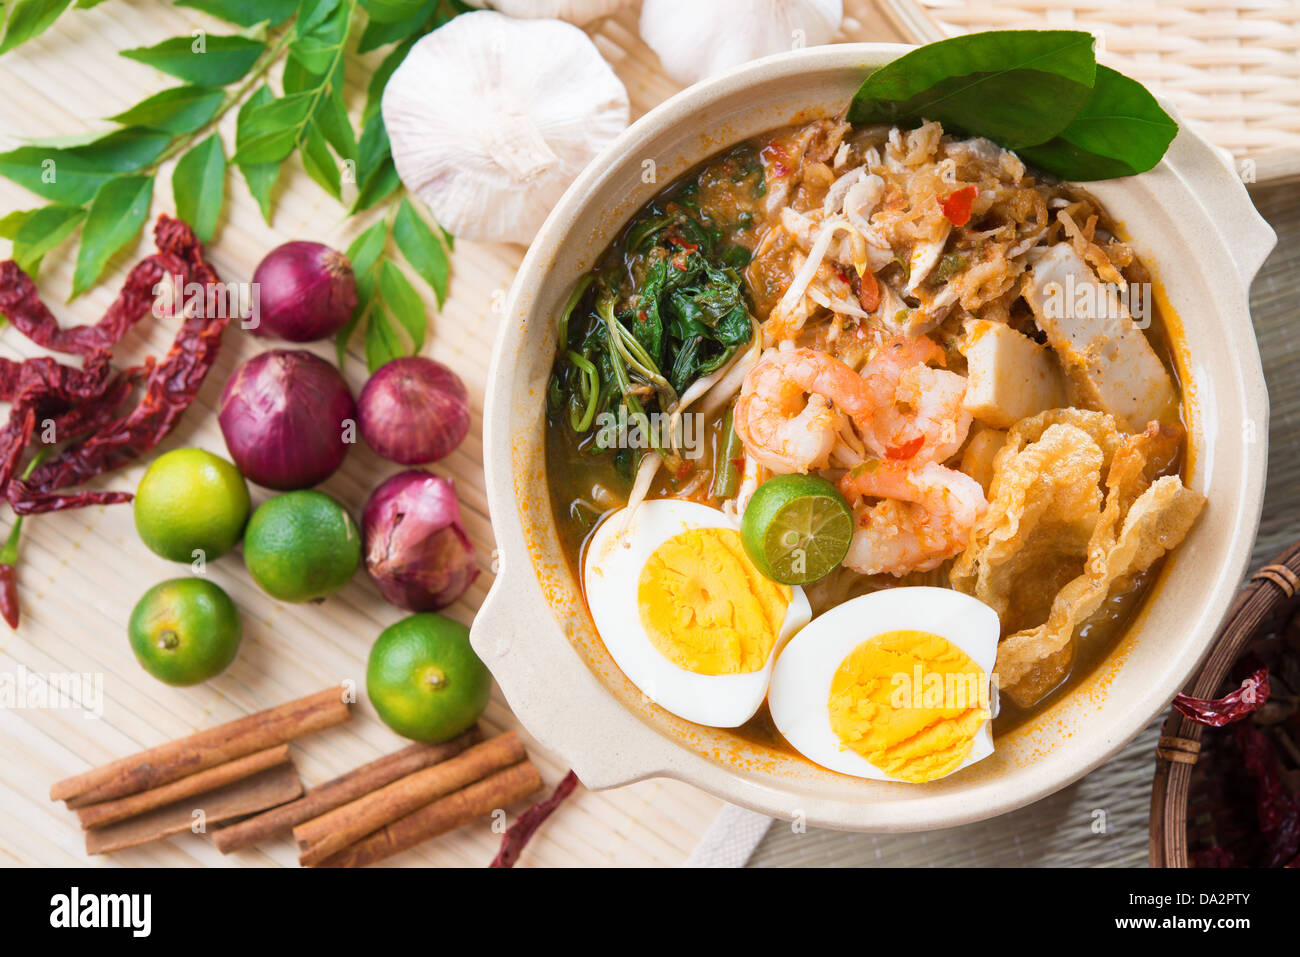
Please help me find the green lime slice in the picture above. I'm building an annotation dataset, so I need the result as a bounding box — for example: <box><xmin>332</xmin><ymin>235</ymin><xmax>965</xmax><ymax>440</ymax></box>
<box><xmin>740</xmin><ymin>474</ymin><xmax>854</xmax><ymax>585</ymax></box>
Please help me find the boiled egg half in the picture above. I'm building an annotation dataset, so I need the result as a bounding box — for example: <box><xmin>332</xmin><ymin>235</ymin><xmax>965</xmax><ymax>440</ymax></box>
<box><xmin>583</xmin><ymin>500</ymin><xmax>811</xmax><ymax>727</ymax></box>
<box><xmin>769</xmin><ymin>587</ymin><xmax>1000</xmax><ymax>783</ymax></box>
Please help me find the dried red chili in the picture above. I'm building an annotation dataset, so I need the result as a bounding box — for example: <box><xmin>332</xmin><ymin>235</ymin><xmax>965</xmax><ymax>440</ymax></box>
<box><xmin>0</xmin><ymin>215</ymin><xmax>225</xmax><ymax>626</ymax></box>
<box><xmin>0</xmin><ymin>221</ymin><xmax>193</xmax><ymax>357</ymax></box>
<box><xmin>17</xmin><ymin>217</ymin><xmax>225</xmax><ymax>494</ymax></box>
<box><xmin>940</xmin><ymin>185</ymin><xmax>978</xmax><ymax>227</ymax></box>
<box><xmin>1173</xmin><ymin>668</ymin><xmax>1270</xmax><ymax>727</ymax></box>
<box><xmin>0</xmin><ymin>565</ymin><xmax>17</xmax><ymax>629</ymax></box>
<box><xmin>489</xmin><ymin>770</ymin><xmax>580</xmax><ymax>868</ymax></box>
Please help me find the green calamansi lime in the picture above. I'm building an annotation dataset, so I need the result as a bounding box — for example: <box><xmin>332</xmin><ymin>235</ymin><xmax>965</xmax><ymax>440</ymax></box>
<box><xmin>243</xmin><ymin>490</ymin><xmax>361</xmax><ymax>602</ymax></box>
<box><xmin>367</xmin><ymin>613</ymin><xmax>491</xmax><ymax>743</ymax></box>
<box><xmin>134</xmin><ymin>448</ymin><xmax>251</xmax><ymax>563</ymax></box>
<box><xmin>740</xmin><ymin>474</ymin><xmax>854</xmax><ymax>585</ymax></box>
<box><xmin>128</xmin><ymin>577</ymin><xmax>242</xmax><ymax>686</ymax></box>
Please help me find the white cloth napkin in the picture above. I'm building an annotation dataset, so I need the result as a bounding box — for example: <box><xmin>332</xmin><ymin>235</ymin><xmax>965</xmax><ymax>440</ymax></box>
<box><xmin>683</xmin><ymin>803</ymin><xmax>772</xmax><ymax>867</ymax></box>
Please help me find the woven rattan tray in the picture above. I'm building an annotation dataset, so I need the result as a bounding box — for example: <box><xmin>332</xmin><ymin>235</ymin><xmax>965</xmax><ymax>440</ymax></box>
<box><xmin>1149</xmin><ymin>540</ymin><xmax>1300</xmax><ymax>867</ymax></box>
<box><xmin>880</xmin><ymin>0</ymin><xmax>1300</xmax><ymax>183</ymax></box>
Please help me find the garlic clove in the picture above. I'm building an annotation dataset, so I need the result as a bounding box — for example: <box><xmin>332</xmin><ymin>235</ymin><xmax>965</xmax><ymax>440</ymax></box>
<box><xmin>640</xmin><ymin>0</ymin><xmax>843</xmax><ymax>86</ymax></box>
<box><xmin>382</xmin><ymin>11</ymin><xmax>630</xmax><ymax>246</ymax></box>
<box><xmin>471</xmin><ymin>0</ymin><xmax>634</xmax><ymax>25</ymax></box>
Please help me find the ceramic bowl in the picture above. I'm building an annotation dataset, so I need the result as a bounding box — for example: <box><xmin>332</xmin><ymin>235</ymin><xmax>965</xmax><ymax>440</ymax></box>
<box><xmin>471</xmin><ymin>43</ymin><xmax>1275</xmax><ymax>831</ymax></box>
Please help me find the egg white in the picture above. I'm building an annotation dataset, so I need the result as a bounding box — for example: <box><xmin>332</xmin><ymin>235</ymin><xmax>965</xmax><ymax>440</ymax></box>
<box><xmin>583</xmin><ymin>499</ymin><xmax>811</xmax><ymax>728</ymax></box>
<box><xmin>768</xmin><ymin>586</ymin><xmax>1000</xmax><ymax>782</ymax></box>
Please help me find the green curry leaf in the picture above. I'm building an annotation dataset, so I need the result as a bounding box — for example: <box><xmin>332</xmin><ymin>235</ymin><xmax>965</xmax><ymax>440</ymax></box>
<box><xmin>121</xmin><ymin>34</ymin><xmax>266</xmax><ymax>86</ymax></box>
<box><xmin>71</xmin><ymin>173</ymin><xmax>154</xmax><ymax>299</ymax></box>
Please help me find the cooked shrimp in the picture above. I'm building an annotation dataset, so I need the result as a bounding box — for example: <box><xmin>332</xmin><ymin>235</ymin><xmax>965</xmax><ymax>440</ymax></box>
<box><xmin>861</xmin><ymin>336</ymin><xmax>972</xmax><ymax>463</ymax></box>
<box><xmin>838</xmin><ymin>460</ymin><xmax>987</xmax><ymax>576</ymax></box>
<box><xmin>733</xmin><ymin>348</ymin><xmax>875</xmax><ymax>474</ymax></box>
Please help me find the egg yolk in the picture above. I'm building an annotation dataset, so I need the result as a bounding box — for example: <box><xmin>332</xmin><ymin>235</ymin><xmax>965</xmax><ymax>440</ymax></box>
<box><xmin>827</xmin><ymin>629</ymin><xmax>990</xmax><ymax>783</ymax></box>
<box><xmin>637</xmin><ymin>527</ymin><xmax>791</xmax><ymax>675</ymax></box>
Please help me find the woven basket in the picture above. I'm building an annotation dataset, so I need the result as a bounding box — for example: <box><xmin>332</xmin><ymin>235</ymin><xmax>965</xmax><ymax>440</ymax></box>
<box><xmin>878</xmin><ymin>0</ymin><xmax>1300</xmax><ymax>183</ymax></box>
<box><xmin>1148</xmin><ymin>540</ymin><xmax>1300</xmax><ymax>867</ymax></box>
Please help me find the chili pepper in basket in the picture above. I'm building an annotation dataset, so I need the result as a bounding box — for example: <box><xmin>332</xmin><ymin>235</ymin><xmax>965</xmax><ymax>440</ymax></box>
<box><xmin>1234</xmin><ymin>721</ymin><xmax>1300</xmax><ymax>867</ymax></box>
<box><xmin>490</xmin><ymin>769</ymin><xmax>580</xmax><ymax>868</ymax></box>
<box><xmin>1189</xmin><ymin>845</ymin><xmax>1238</xmax><ymax>869</ymax></box>
<box><xmin>1173</xmin><ymin>668</ymin><xmax>1270</xmax><ymax>727</ymax></box>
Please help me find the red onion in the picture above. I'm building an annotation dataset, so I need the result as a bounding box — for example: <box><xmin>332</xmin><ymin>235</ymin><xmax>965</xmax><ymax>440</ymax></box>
<box><xmin>250</xmin><ymin>241</ymin><xmax>357</xmax><ymax>342</ymax></box>
<box><xmin>219</xmin><ymin>350</ymin><xmax>357</xmax><ymax>490</ymax></box>
<box><xmin>358</xmin><ymin>357</ymin><xmax>470</xmax><ymax>465</ymax></box>
<box><xmin>362</xmin><ymin>470</ymin><xmax>478</xmax><ymax>611</ymax></box>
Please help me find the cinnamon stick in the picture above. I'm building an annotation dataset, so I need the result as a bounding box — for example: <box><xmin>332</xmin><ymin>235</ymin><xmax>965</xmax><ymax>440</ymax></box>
<box><xmin>211</xmin><ymin>727</ymin><xmax>484</xmax><ymax>854</ymax></box>
<box><xmin>52</xmin><ymin>686</ymin><xmax>350</xmax><ymax>807</ymax></box>
<box><xmin>76</xmin><ymin>744</ymin><xmax>291</xmax><ymax>830</ymax></box>
<box><xmin>85</xmin><ymin>763</ymin><xmax>303</xmax><ymax>856</ymax></box>
<box><xmin>313</xmin><ymin>761</ymin><xmax>542</xmax><ymax>868</ymax></box>
<box><xmin>295</xmin><ymin>731</ymin><xmax>525</xmax><ymax>867</ymax></box>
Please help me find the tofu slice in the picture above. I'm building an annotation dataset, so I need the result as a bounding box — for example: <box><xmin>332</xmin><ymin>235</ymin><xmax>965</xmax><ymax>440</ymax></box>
<box><xmin>1023</xmin><ymin>244</ymin><xmax>1177</xmax><ymax>432</ymax></box>
<box><xmin>959</xmin><ymin>319</ymin><xmax>1067</xmax><ymax>429</ymax></box>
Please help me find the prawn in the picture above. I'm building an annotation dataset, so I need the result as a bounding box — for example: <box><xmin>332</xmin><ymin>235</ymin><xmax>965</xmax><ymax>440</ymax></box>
<box><xmin>861</xmin><ymin>335</ymin><xmax>972</xmax><ymax>463</ymax></box>
<box><xmin>733</xmin><ymin>348</ymin><xmax>875</xmax><ymax>474</ymax></box>
<box><xmin>839</xmin><ymin>459</ymin><xmax>987</xmax><ymax>576</ymax></box>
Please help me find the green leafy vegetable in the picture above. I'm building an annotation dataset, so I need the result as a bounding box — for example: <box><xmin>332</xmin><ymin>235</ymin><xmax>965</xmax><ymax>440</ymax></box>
<box><xmin>848</xmin><ymin>30</ymin><xmax>1096</xmax><ymax>149</ymax></box>
<box><xmin>377</xmin><ymin>260</ymin><xmax>426</xmax><ymax>352</ymax></box>
<box><xmin>848</xmin><ymin>30</ymin><xmax>1177</xmax><ymax>181</ymax></box>
<box><xmin>174</xmin><ymin>0</ymin><xmax>297</xmax><ymax>27</ymax></box>
<box><xmin>335</xmin><ymin>221</ymin><xmax>383</xmax><ymax>363</ymax></box>
<box><xmin>362</xmin><ymin>0</ymin><xmax>431</xmax><ymax>23</ymax></box>
<box><xmin>365</xmin><ymin>303</ymin><xmax>404</xmax><ymax>372</ymax></box>
<box><xmin>0</xmin><ymin>0</ymin><xmax>74</xmax><ymax>56</ymax></box>
<box><xmin>0</xmin><ymin>0</ymin><xmax>465</xmax><ymax>309</ymax></box>
<box><xmin>229</xmin><ymin>92</ymin><xmax>315</xmax><ymax>164</ymax></box>
<box><xmin>109</xmin><ymin>85</ymin><xmax>227</xmax><ymax>135</ymax></box>
<box><xmin>548</xmin><ymin>197</ymin><xmax>755</xmax><ymax>468</ymax></box>
<box><xmin>172</xmin><ymin>135</ymin><xmax>226</xmax><ymax>243</ymax></box>
<box><xmin>121</xmin><ymin>34</ymin><xmax>266</xmax><ymax>86</ymax></box>
<box><xmin>71</xmin><ymin>174</ymin><xmax>154</xmax><ymax>298</ymax></box>
<box><xmin>0</xmin><ymin>210</ymin><xmax>34</xmax><ymax>240</ymax></box>
<box><xmin>234</xmin><ymin>84</ymin><xmax>279</xmax><ymax>222</ymax></box>
<box><xmin>358</xmin><ymin>0</ymin><xmax>435</xmax><ymax>52</ymax></box>
<box><xmin>299</xmin><ymin>124</ymin><xmax>342</xmax><ymax>199</ymax></box>
<box><xmin>1018</xmin><ymin>65</ymin><xmax>1178</xmax><ymax>180</ymax></box>
<box><xmin>392</xmin><ymin>198</ymin><xmax>449</xmax><ymax>306</ymax></box>
<box><xmin>0</xmin><ymin>128</ymin><xmax>170</xmax><ymax>205</ymax></box>
<box><xmin>12</xmin><ymin>204</ymin><xmax>85</xmax><ymax>274</ymax></box>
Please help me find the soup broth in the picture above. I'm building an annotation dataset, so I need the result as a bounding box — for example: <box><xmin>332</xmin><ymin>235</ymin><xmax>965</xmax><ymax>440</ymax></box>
<box><xmin>544</xmin><ymin>116</ymin><xmax>1193</xmax><ymax>767</ymax></box>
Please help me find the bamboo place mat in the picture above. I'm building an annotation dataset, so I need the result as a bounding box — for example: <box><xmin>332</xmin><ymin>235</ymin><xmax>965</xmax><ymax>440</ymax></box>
<box><xmin>883</xmin><ymin>0</ymin><xmax>1300</xmax><ymax>183</ymax></box>
<box><xmin>750</xmin><ymin>176</ymin><xmax>1300</xmax><ymax>867</ymax></box>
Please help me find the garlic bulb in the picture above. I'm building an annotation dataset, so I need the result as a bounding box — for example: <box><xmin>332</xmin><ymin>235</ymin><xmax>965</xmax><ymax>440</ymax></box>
<box><xmin>640</xmin><ymin>0</ymin><xmax>843</xmax><ymax>86</ymax></box>
<box><xmin>382</xmin><ymin>11</ymin><xmax>630</xmax><ymax>246</ymax></box>
<box><xmin>482</xmin><ymin>0</ymin><xmax>633</xmax><ymax>25</ymax></box>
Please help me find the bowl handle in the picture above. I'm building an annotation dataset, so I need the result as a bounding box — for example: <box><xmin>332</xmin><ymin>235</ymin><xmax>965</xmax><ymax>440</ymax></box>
<box><xmin>471</xmin><ymin>573</ymin><xmax>673</xmax><ymax>791</ymax></box>
<box><xmin>1166</xmin><ymin>131</ymin><xmax>1277</xmax><ymax>289</ymax></box>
